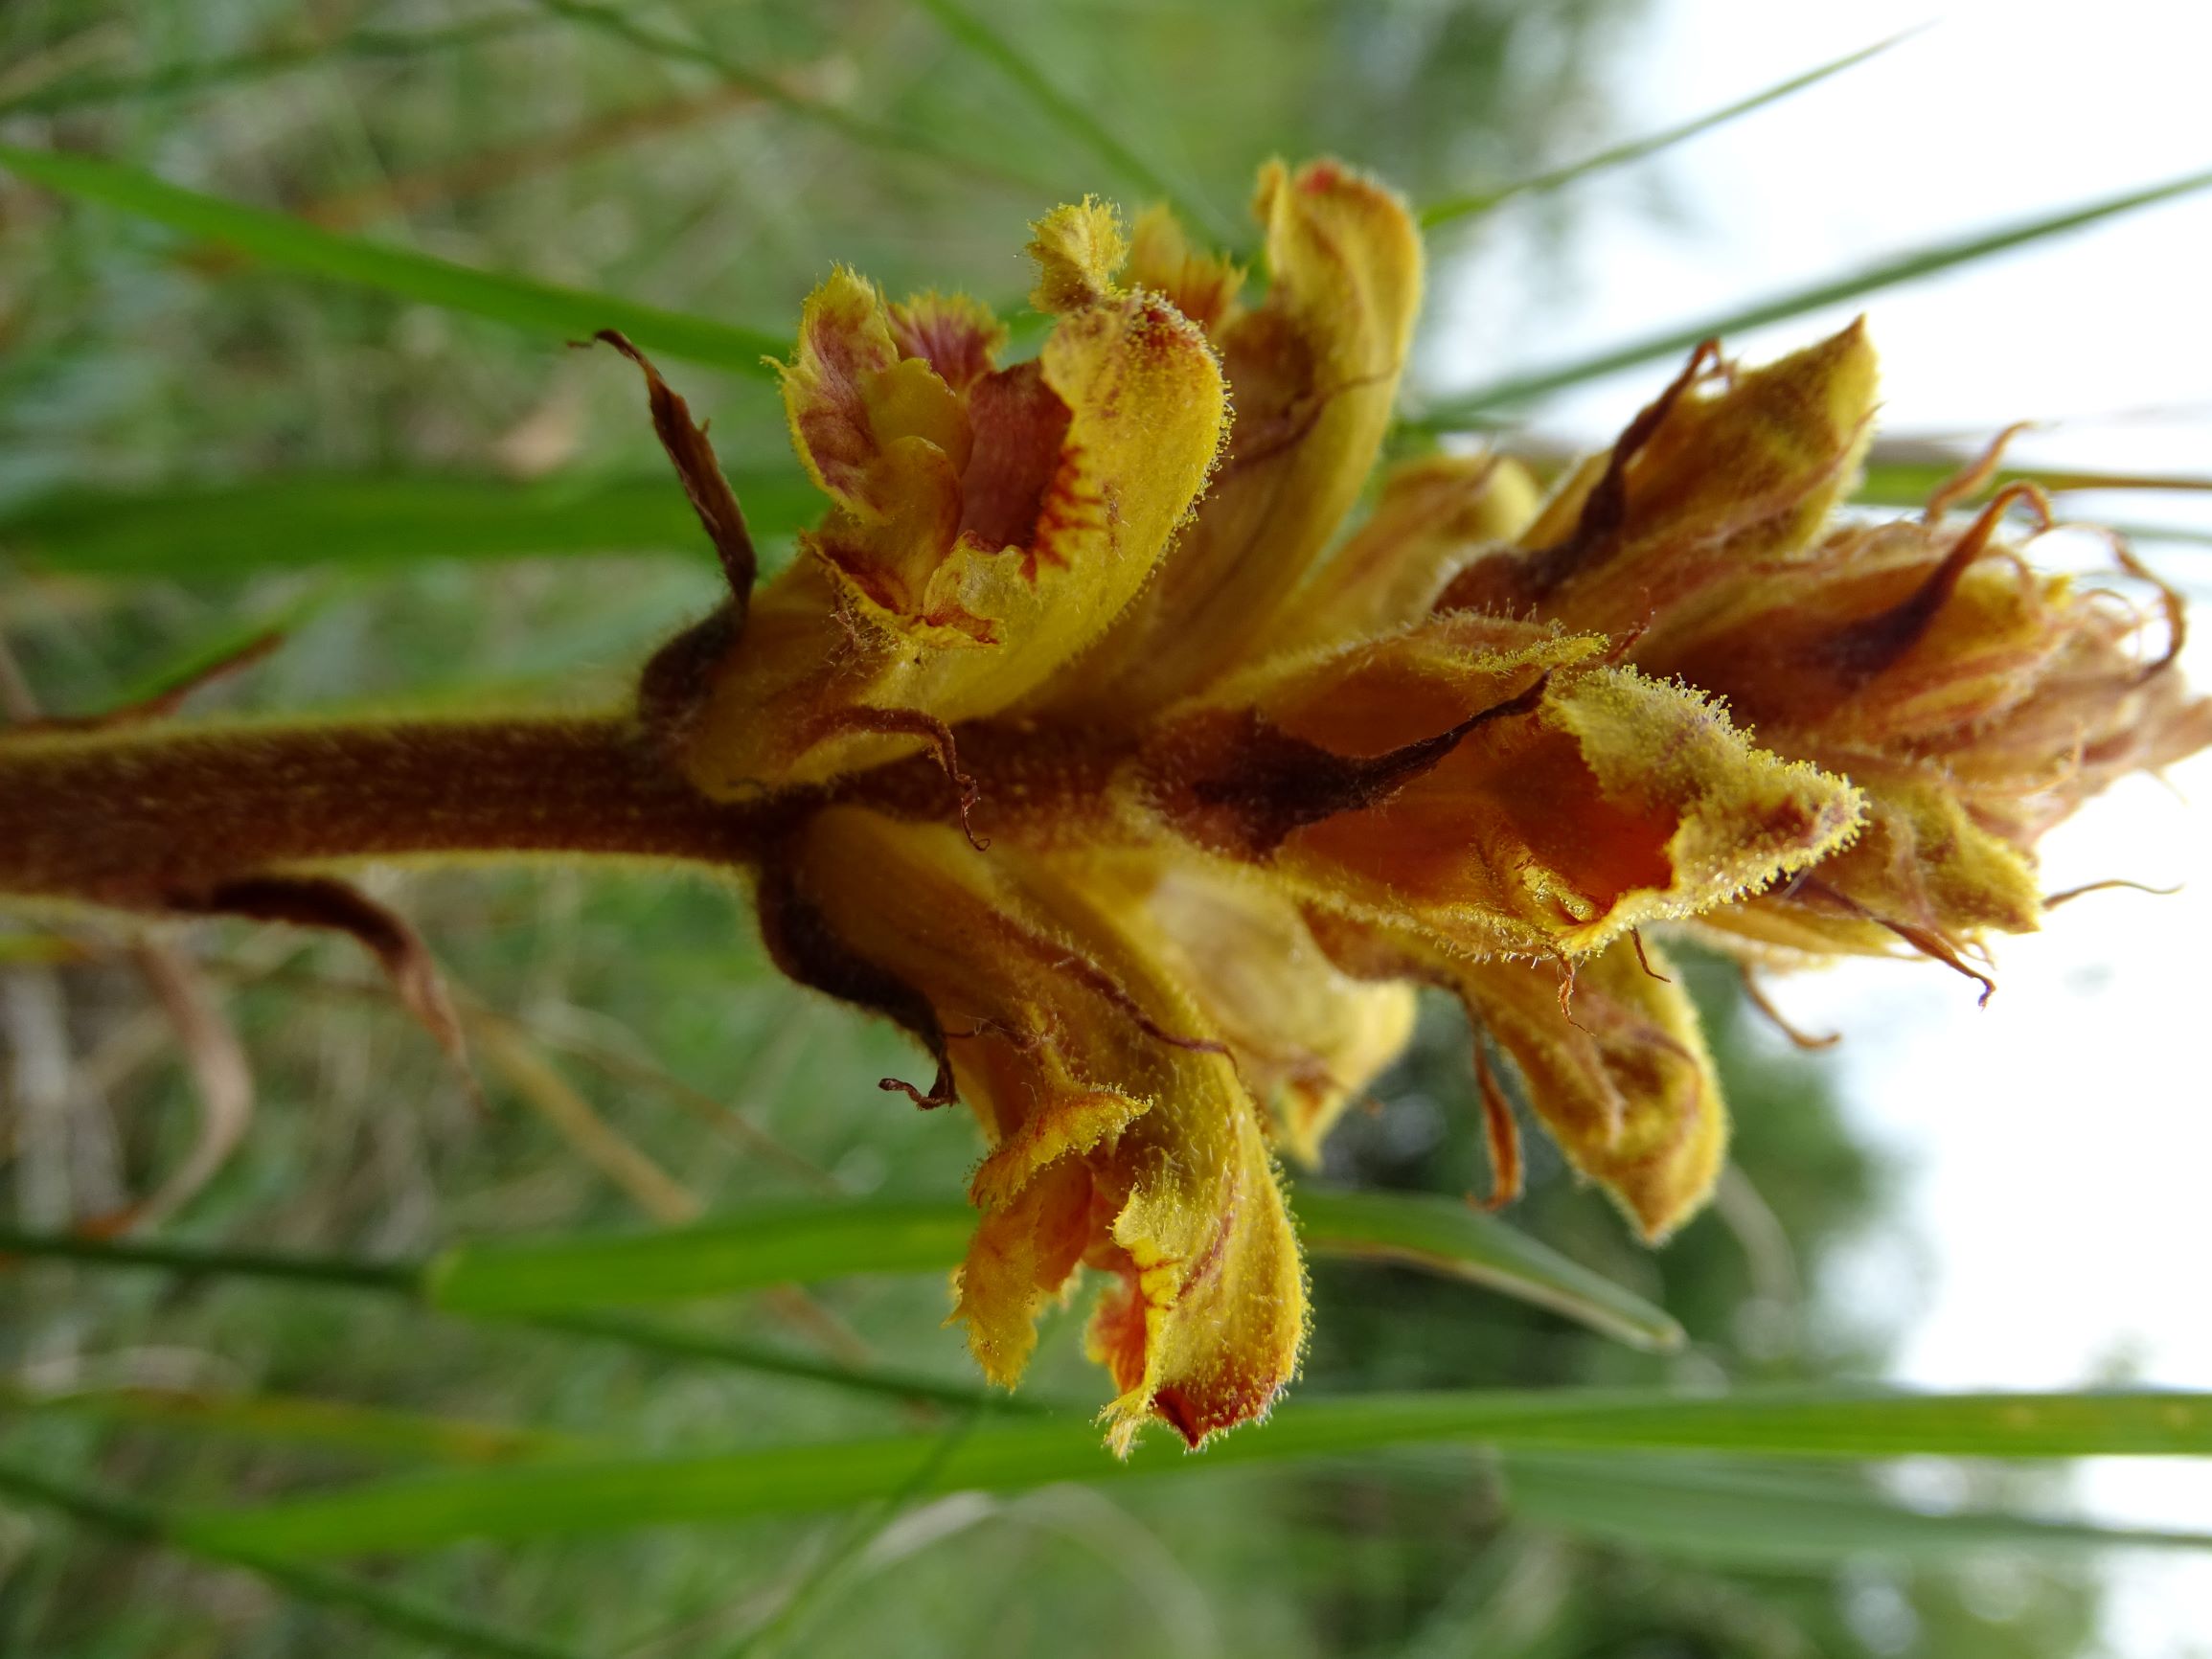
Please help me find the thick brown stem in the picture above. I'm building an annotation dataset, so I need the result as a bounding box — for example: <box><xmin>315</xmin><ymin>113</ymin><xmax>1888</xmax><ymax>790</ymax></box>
<box><xmin>0</xmin><ymin>713</ymin><xmax>767</xmax><ymax>914</ymax></box>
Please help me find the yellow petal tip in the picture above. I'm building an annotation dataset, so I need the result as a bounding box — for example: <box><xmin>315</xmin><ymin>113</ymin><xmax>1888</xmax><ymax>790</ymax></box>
<box><xmin>1027</xmin><ymin>197</ymin><xmax>1129</xmax><ymax>313</ymax></box>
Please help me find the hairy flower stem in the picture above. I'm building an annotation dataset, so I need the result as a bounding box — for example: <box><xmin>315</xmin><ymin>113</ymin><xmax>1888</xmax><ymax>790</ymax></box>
<box><xmin>0</xmin><ymin>713</ymin><xmax>769</xmax><ymax>912</ymax></box>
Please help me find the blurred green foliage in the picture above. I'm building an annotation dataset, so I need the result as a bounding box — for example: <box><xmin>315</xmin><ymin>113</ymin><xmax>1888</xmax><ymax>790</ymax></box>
<box><xmin>0</xmin><ymin>2</ymin><xmax>2136</xmax><ymax>1654</ymax></box>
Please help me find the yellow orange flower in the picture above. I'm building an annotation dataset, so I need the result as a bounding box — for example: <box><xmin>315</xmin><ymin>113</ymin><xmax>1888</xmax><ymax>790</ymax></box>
<box><xmin>7</xmin><ymin>156</ymin><xmax>2201</xmax><ymax>1456</ymax></box>
<box><xmin>613</xmin><ymin>164</ymin><xmax>2198</xmax><ymax>1448</ymax></box>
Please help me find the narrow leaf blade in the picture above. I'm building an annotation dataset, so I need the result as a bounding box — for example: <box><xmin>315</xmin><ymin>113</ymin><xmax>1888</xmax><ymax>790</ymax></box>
<box><xmin>528</xmin><ymin>0</ymin><xmax>1052</xmax><ymax>193</ymax></box>
<box><xmin>3</xmin><ymin>1387</ymin><xmax>581</xmax><ymax>1465</ymax></box>
<box><xmin>532</xmin><ymin>1310</ymin><xmax>1060</xmax><ymax>1414</ymax></box>
<box><xmin>909</xmin><ymin>0</ymin><xmax>1235</xmax><ymax>245</ymax></box>
<box><xmin>0</xmin><ymin>471</ymin><xmax>817</xmax><ymax>578</ymax></box>
<box><xmin>1420</xmin><ymin>32</ymin><xmax>1914</xmax><ymax>228</ymax></box>
<box><xmin>423</xmin><ymin>1201</ymin><xmax>976</xmax><ymax>1315</ymax></box>
<box><xmin>0</xmin><ymin>1460</ymin><xmax>587</xmax><ymax>1659</ymax></box>
<box><xmin>1295</xmin><ymin>1187</ymin><xmax>1682</xmax><ymax>1352</ymax></box>
<box><xmin>1855</xmin><ymin>456</ymin><xmax>2212</xmax><ymax>510</ymax></box>
<box><xmin>0</xmin><ymin>146</ymin><xmax>783</xmax><ymax>375</ymax></box>
<box><xmin>0</xmin><ymin>18</ymin><xmax>542</xmax><ymax>119</ymax></box>
<box><xmin>179</xmin><ymin>1387</ymin><xmax>2212</xmax><ymax>1557</ymax></box>
<box><xmin>1409</xmin><ymin>167</ymin><xmax>2212</xmax><ymax>425</ymax></box>
<box><xmin>1500</xmin><ymin>1452</ymin><xmax>2212</xmax><ymax>1564</ymax></box>
<box><xmin>426</xmin><ymin>1189</ymin><xmax>1680</xmax><ymax>1352</ymax></box>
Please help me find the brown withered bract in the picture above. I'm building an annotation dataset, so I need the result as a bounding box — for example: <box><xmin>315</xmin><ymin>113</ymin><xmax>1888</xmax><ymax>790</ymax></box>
<box><xmin>2</xmin><ymin>159</ymin><xmax>2203</xmax><ymax>1455</ymax></box>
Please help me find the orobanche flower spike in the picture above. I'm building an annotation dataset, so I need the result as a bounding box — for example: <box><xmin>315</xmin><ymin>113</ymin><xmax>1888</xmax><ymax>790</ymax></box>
<box><xmin>2</xmin><ymin>159</ymin><xmax>2203</xmax><ymax>1453</ymax></box>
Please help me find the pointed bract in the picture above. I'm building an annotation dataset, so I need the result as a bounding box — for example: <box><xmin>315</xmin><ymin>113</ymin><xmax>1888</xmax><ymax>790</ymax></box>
<box><xmin>1317</xmin><ymin>921</ymin><xmax>1725</xmax><ymax>1240</ymax></box>
<box><xmin>1443</xmin><ymin>321</ymin><xmax>1880</xmax><ymax>632</ymax></box>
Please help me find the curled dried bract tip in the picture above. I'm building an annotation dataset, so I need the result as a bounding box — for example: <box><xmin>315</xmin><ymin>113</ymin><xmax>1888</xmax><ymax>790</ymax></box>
<box><xmin>589</xmin><ymin>329</ymin><xmax>757</xmax><ymax>605</ymax></box>
<box><xmin>1797</xmin><ymin>876</ymin><xmax>1999</xmax><ymax>1008</ymax></box>
<box><xmin>1923</xmin><ymin>420</ymin><xmax>2038</xmax><ymax>521</ymax></box>
<box><xmin>2113</xmin><ymin>543</ymin><xmax>2188</xmax><ymax>681</ymax></box>
<box><xmin>1737</xmin><ymin>965</ymin><xmax>1841</xmax><ymax>1052</ymax></box>
<box><xmin>813</xmin><ymin>705</ymin><xmax>988</xmax><ymax>851</ymax></box>
<box><xmin>175</xmin><ymin>874</ymin><xmax>477</xmax><ymax>1098</ymax></box>
<box><xmin>2042</xmin><ymin>877</ymin><xmax>2183</xmax><ymax>911</ymax></box>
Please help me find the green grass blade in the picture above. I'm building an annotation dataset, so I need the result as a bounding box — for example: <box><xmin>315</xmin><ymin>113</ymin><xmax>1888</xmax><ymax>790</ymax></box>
<box><xmin>0</xmin><ymin>1225</ymin><xmax>418</xmax><ymax>1293</ymax></box>
<box><xmin>0</xmin><ymin>1227</ymin><xmax>1033</xmax><ymax>1412</ymax></box>
<box><xmin>529</xmin><ymin>1311</ymin><xmax>1056</xmax><ymax>1416</ymax></box>
<box><xmin>240</xmin><ymin>1555</ymin><xmax>589</xmax><ymax>1659</ymax></box>
<box><xmin>0</xmin><ymin>1461</ymin><xmax>587</xmax><ymax>1659</ymax></box>
<box><xmin>103</xmin><ymin>583</ymin><xmax>337</xmax><ymax>709</ymax></box>
<box><xmin>1855</xmin><ymin>456</ymin><xmax>2212</xmax><ymax>511</ymax></box>
<box><xmin>0</xmin><ymin>1194</ymin><xmax>1688</xmax><ymax>1388</ymax></box>
<box><xmin>176</xmin><ymin>1387</ymin><xmax>2212</xmax><ymax>1557</ymax></box>
<box><xmin>0</xmin><ymin>471</ymin><xmax>817</xmax><ymax>579</ymax></box>
<box><xmin>424</xmin><ymin>1201</ymin><xmax>976</xmax><ymax>1315</ymax></box>
<box><xmin>1499</xmin><ymin>1452</ymin><xmax>2212</xmax><ymax>1564</ymax></box>
<box><xmin>0</xmin><ymin>932</ymin><xmax>79</xmax><ymax>966</ymax></box>
<box><xmin>1852</xmin><ymin>456</ymin><xmax>2212</xmax><ymax>551</ymax></box>
<box><xmin>1408</xmin><ymin>166</ymin><xmax>2212</xmax><ymax>426</ymax></box>
<box><xmin>427</xmin><ymin>1189</ymin><xmax>1680</xmax><ymax>1351</ymax></box>
<box><xmin>1293</xmin><ymin>1188</ymin><xmax>1681</xmax><ymax>1352</ymax></box>
<box><xmin>0</xmin><ymin>1188</ymin><xmax>1678</xmax><ymax>1404</ymax></box>
<box><xmin>0</xmin><ymin>147</ymin><xmax>784</xmax><ymax>375</ymax></box>
<box><xmin>908</xmin><ymin>0</ymin><xmax>1235</xmax><ymax>244</ymax></box>
<box><xmin>527</xmin><ymin>0</ymin><xmax>1051</xmax><ymax>194</ymax></box>
<box><xmin>2</xmin><ymin>1387</ymin><xmax>582</xmax><ymax>1465</ymax></box>
<box><xmin>0</xmin><ymin>18</ymin><xmax>542</xmax><ymax>118</ymax></box>
<box><xmin>1420</xmin><ymin>32</ymin><xmax>1913</xmax><ymax>228</ymax></box>
<box><xmin>721</xmin><ymin>1407</ymin><xmax>988</xmax><ymax>1659</ymax></box>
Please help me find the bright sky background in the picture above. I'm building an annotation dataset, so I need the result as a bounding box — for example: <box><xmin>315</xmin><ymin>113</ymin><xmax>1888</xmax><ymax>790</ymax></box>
<box><xmin>1436</xmin><ymin>2</ymin><xmax>2212</xmax><ymax>1651</ymax></box>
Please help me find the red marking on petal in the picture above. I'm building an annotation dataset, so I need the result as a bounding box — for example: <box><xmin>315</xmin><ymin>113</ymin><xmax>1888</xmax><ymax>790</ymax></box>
<box><xmin>958</xmin><ymin>362</ymin><xmax>1074</xmax><ymax>552</ymax></box>
<box><xmin>888</xmin><ymin>295</ymin><xmax>1004</xmax><ymax>393</ymax></box>
<box><xmin>1151</xmin><ymin>1386</ymin><xmax>1206</xmax><ymax>1447</ymax></box>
